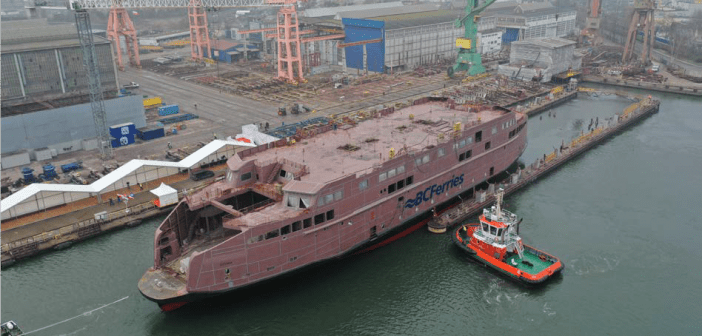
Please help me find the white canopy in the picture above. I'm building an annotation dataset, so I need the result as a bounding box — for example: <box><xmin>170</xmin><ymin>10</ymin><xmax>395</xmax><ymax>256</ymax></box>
<box><xmin>150</xmin><ymin>183</ymin><xmax>178</xmax><ymax>207</ymax></box>
<box><xmin>150</xmin><ymin>183</ymin><xmax>177</xmax><ymax>197</ymax></box>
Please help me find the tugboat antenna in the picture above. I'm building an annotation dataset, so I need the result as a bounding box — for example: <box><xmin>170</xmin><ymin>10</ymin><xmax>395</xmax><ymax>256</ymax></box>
<box><xmin>495</xmin><ymin>188</ymin><xmax>504</xmax><ymax>218</ymax></box>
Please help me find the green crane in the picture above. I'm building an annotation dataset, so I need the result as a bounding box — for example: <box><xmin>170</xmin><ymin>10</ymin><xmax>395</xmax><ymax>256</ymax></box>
<box><xmin>448</xmin><ymin>0</ymin><xmax>498</xmax><ymax>78</ymax></box>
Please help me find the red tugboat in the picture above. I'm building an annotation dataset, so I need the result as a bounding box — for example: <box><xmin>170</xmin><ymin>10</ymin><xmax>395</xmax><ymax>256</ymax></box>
<box><xmin>453</xmin><ymin>189</ymin><xmax>563</xmax><ymax>285</ymax></box>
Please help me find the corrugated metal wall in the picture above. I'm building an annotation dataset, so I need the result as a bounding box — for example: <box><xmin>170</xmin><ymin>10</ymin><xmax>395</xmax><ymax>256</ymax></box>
<box><xmin>0</xmin><ymin>43</ymin><xmax>117</xmax><ymax>101</ymax></box>
<box><xmin>1</xmin><ymin>95</ymin><xmax>146</xmax><ymax>154</ymax></box>
<box><xmin>342</xmin><ymin>18</ymin><xmax>385</xmax><ymax>73</ymax></box>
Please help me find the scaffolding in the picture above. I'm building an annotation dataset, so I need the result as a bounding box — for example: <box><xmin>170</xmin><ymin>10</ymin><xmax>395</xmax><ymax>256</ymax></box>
<box><xmin>75</xmin><ymin>9</ymin><xmax>113</xmax><ymax>159</ymax></box>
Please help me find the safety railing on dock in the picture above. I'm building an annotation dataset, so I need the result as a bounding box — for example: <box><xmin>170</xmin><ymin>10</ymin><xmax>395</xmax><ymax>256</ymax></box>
<box><xmin>1</xmin><ymin>184</ymin><xmax>210</xmax><ymax>255</ymax></box>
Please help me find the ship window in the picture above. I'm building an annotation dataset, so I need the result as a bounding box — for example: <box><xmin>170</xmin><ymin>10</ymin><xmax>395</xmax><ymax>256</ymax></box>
<box><xmin>489</xmin><ymin>226</ymin><xmax>497</xmax><ymax>235</ymax></box>
<box><xmin>397</xmin><ymin>165</ymin><xmax>405</xmax><ymax>174</ymax></box>
<box><xmin>438</xmin><ymin>148</ymin><xmax>445</xmax><ymax>157</ymax></box>
<box><xmin>482</xmin><ymin>223</ymin><xmax>489</xmax><ymax>232</ymax></box>
<box><xmin>334</xmin><ymin>190</ymin><xmax>343</xmax><ymax>200</ymax></box>
<box><xmin>475</xmin><ymin>131</ymin><xmax>482</xmax><ymax>142</ymax></box>
<box><xmin>406</xmin><ymin>176</ymin><xmax>414</xmax><ymax>185</ymax></box>
<box><xmin>315</xmin><ymin>213</ymin><xmax>325</xmax><ymax>225</ymax></box>
<box><xmin>388</xmin><ymin>183</ymin><xmax>396</xmax><ymax>193</ymax></box>
<box><xmin>279</xmin><ymin>169</ymin><xmax>287</xmax><ymax>177</ymax></box>
<box><xmin>388</xmin><ymin>168</ymin><xmax>396</xmax><ymax>178</ymax></box>
<box><xmin>326</xmin><ymin>210</ymin><xmax>335</xmax><ymax>220</ymax></box>
<box><xmin>227</xmin><ymin>170</ymin><xmax>233</xmax><ymax>182</ymax></box>
<box><xmin>325</xmin><ymin>194</ymin><xmax>334</xmax><ymax>204</ymax></box>
<box><xmin>415</xmin><ymin>157</ymin><xmax>423</xmax><ymax>166</ymax></box>
<box><xmin>266</xmin><ymin>229</ymin><xmax>280</xmax><ymax>239</ymax></box>
<box><xmin>490</xmin><ymin>167</ymin><xmax>494</xmax><ymax>176</ymax></box>
<box><xmin>459</xmin><ymin>153</ymin><xmax>465</xmax><ymax>161</ymax></box>
<box><xmin>292</xmin><ymin>221</ymin><xmax>302</xmax><ymax>232</ymax></box>
<box><xmin>485</xmin><ymin>141</ymin><xmax>491</xmax><ymax>150</ymax></box>
<box><xmin>459</xmin><ymin>139</ymin><xmax>466</xmax><ymax>148</ymax></box>
<box><xmin>281</xmin><ymin>225</ymin><xmax>291</xmax><ymax>235</ymax></box>
<box><xmin>422</xmin><ymin>155</ymin><xmax>430</xmax><ymax>164</ymax></box>
<box><xmin>287</xmin><ymin>194</ymin><xmax>299</xmax><ymax>208</ymax></box>
<box><xmin>303</xmin><ymin>218</ymin><xmax>312</xmax><ymax>228</ymax></box>
<box><xmin>318</xmin><ymin>196</ymin><xmax>325</xmax><ymax>206</ymax></box>
<box><xmin>241</xmin><ymin>172</ymin><xmax>252</xmax><ymax>181</ymax></box>
<box><xmin>497</xmin><ymin>228</ymin><xmax>503</xmax><ymax>236</ymax></box>
<box><xmin>299</xmin><ymin>197</ymin><xmax>310</xmax><ymax>209</ymax></box>
<box><xmin>492</xmin><ymin>126</ymin><xmax>497</xmax><ymax>135</ymax></box>
<box><xmin>359</xmin><ymin>179</ymin><xmax>368</xmax><ymax>190</ymax></box>
<box><xmin>379</xmin><ymin>172</ymin><xmax>387</xmax><ymax>182</ymax></box>
<box><xmin>397</xmin><ymin>179</ymin><xmax>405</xmax><ymax>190</ymax></box>
<box><xmin>467</xmin><ymin>137</ymin><xmax>473</xmax><ymax>144</ymax></box>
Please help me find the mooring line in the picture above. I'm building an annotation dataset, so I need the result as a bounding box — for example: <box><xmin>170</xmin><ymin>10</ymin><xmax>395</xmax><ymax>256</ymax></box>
<box><xmin>23</xmin><ymin>296</ymin><xmax>129</xmax><ymax>335</ymax></box>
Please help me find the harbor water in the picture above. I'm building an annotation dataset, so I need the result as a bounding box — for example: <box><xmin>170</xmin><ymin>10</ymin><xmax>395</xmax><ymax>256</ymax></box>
<box><xmin>2</xmin><ymin>90</ymin><xmax>701</xmax><ymax>335</ymax></box>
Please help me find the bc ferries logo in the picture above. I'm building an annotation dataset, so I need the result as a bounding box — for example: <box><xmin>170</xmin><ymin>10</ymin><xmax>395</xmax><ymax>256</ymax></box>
<box><xmin>404</xmin><ymin>174</ymin><xmax>464</xmax><ymax>208</ymax></box>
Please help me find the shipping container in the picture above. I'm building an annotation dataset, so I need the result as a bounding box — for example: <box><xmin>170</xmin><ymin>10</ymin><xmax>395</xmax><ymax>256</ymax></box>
<box><xmin>143</xmin><ymin>96</ymin><xmax>163</xmax><ymax>109</ymax></box>
<box><xmin>158</xmin><ymin>113</ymin><xmax>199</xmax><ymax>125</ymax></box>
<box><xmin>137</xmin><ymin>127</ymin><xmax>165</xmax><ymax>141</ymax></box>
<box><xmin>158</xmin><ymin>104</ymin><xmax>180</xmax><ymax>116</ymax></box>
<box><xmin>1</xmin><ymin>151</ymin><xmax>31</xmax><ymax>169</ymax></box>
<box><xmin>109</xmin><ymin>122</ymin><xmax>137</xmax><ymax>139</ymax></box>
<box><xmin>111</xmin><ymin>133</ymin><xmax>136</xmax><ymax>148</ymax></box>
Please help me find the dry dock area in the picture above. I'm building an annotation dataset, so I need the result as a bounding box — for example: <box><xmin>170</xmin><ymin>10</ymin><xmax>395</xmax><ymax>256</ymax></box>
<box><xmin>429</xmin><ymin>95</ymin><xmax>660</xmax><ymax>232</ymax></box>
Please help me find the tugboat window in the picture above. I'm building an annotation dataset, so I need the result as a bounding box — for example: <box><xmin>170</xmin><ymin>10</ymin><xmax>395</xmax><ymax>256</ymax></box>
<box><xmin>490</xmin><ymin>226</ymin><xmax>497</xmax><ymax>235</ymax></box>
<box><xmin>388</xmin><ymin>184</ymin><xmax>396</xmax><ymax>193</ymax></box>
<box><xmin>406</xmin><ymin>176</ymin><xmax>414</xmax><ymax>185</ymax></box>
<box><xmin>438</xmin><ymin>148</ymin><xmax>446</xmax><ymax>157</ymax></box>
<box><xmin>279</xmin><ymin>169</ymin><xmax>287</xmax><ymax>177</ymax></box>
<box><xmin>497</xmin><ymin>228</ymin><xmax>503</xmax><ymax>236</ymax></box>
<box><xmin>465</xmin><ymin>150</ymin><xmax>472</xmax><ymax>159</ymax></box>
<box><xmin>482</xmin><ymin>223</ymin><xmax>489</xmax><ymax>232</ymax></box>
<box><xmin>397</xmin><ymin>165</ymin><xmax>405</xmax><ymax>173</ymax></box>
<box><xmin>292</xmin><ymin>221</ymin><xmax>302</xmax><ymax>232</ymax></box>
<box><xmin>326</xmin><ymin>210</ymin><xmax>335</xmax><ymax>220</ymax></box>
<box><xmin>241</xmin><ymin>172</ymin><xmax>252</xmax><ymax>181</ymax></box>
<box><xmin>397</xmin><ymin>179</ymin><xmax>405</xmax><ymax>189</ymax></box>
<box><xmin>485</xmin><ymin>141</ymin><xmax>491</xmax><ymax>150</ymax></box>
<box><xmin>475</xmin><ymin>131</ymin><xmax>482</xmax><ymax>142</ymax></box>
<box><xmin>379</xmin><ymin>172</ymin><xmax>387</xmax><ymax>182</ymax></box>
<box><xmin>303</xmin><ymin>218</ymin><xmax>312</xmax><ymax>228</ymax></box>
<box><xmin>334</xmin><ymin>190</ymin><xmax>343</xmax><ymax>200</ymax></box>
<box><xmin>459</xmin><ymin>153</ymin><xmax>465</xmax><ymax>161</ymax></box>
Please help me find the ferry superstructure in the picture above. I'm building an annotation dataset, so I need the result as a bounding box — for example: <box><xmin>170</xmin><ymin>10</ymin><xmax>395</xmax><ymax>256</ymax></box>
<box><xmin>138</xmin><ymin>101</ymin><xmax>528</xmax><ymax>311</ymax></box>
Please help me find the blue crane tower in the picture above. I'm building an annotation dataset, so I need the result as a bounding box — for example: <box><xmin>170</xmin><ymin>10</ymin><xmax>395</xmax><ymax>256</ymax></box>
<box><xmin>448</xmin><ymin>0</ymin><xmax>497</xmax><ymax>78</ymax></box>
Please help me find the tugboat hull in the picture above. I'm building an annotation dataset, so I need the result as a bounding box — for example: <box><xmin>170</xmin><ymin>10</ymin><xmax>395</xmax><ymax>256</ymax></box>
<box><xmin>453</xmin><ymin>224</ymin><xmax>564</xmax><ymax>285</ymax></box>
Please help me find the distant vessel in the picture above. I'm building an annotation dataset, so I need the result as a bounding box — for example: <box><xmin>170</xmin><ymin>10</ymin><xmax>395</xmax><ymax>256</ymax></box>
<box><xmin>453</xmin><ymin>189</ymin><xmax>563</xmax><ymax>284</ymax></box>
<box><xmin>138</xmin><ymin>101</ymin><xmax>528</xmax><ymax>311</ymax></box>
<box><xmin>1</xmin><ymin>321</ymin><xmax>23</xmax><ymax>336</ymax></box>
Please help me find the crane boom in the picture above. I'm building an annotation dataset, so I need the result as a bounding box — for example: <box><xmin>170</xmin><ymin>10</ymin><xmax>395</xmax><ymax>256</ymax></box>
<box><xmin>448</xmin><ymin>0</ymin><xmax>497</xmax><ymax>77</ymax></box>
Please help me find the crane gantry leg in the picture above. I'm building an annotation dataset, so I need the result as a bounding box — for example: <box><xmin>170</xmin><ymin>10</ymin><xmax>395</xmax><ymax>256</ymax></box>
<box><xmin>189</xmin><ymin>0</ymin><xmax>211</xmax><ymax>60</ymax></box>
<box><xmin>277</xmin><ymin>6</ymin><xmax>304</xmax><ymax>83</ymax></box>
<box><xmin>107</xmin><ymin>7</ymin><xmax>140</xmax><ymax>71</ymax></box>
<box><xmin>622</xmin><ymin>0</ymin><xmax>655</xmax><ymax>65</ymax></box>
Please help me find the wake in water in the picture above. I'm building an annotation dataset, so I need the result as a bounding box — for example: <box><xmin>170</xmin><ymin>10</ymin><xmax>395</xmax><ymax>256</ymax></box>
<box><xmin>568</xmin><ymin>254</ymin><xmax>620</xmax><ymax>276</ymax></box>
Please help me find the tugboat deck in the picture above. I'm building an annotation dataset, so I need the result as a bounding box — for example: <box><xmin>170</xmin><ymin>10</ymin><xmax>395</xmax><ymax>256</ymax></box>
<box><xmin>505</xmin><ymin>252</ymin><xmax>552</xmax><ymax>275</ymax></box>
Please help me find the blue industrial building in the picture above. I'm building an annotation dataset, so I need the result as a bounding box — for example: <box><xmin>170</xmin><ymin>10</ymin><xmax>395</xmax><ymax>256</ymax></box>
<box><xmin>210</xmin><ymin>40</ymin><xmax>261</xmax><ymax>63</ymax></box>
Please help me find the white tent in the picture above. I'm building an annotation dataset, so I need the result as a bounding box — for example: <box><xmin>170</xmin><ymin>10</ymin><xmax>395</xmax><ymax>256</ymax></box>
<box><xmin>150</xmin><ymin>183</ymin><xmax>178</xmax><ymax>207</ymax></box>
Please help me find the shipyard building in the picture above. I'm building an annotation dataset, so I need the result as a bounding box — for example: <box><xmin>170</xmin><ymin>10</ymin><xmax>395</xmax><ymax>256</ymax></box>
<box><xmin>1</xmin><ymin>19</ymin><xmax>146</xmax><ymax>169</ymax></box>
